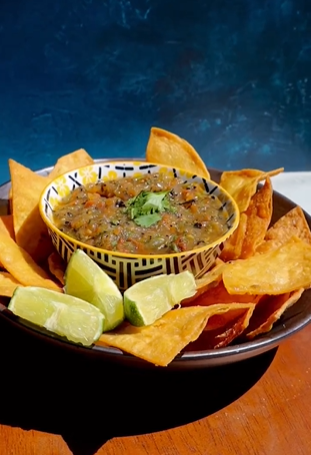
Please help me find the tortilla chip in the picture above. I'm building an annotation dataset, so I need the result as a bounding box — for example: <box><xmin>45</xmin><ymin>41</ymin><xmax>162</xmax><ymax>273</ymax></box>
<box><xmin>0</xmin><ymin>215</ymin><xmax>15</xmax><ymax>240</ymax></box>
<box><xmin>9</xmin><ymin>159</ymin><xmax>54</xmax><ymax>263</ymax></box>
<box><xmin>183</xmin><ymin>280</ymin><xmax>260</xmax><ymax>307</ymax></box>
<box><xmin>97</xmin><ymin>305</ymin><xmax>245</xmax><ymax>366</ymax></box>
<box><xmin>256</xmin><ymin>206</ymin><xmax>311</xmax><ymax>254</ymax></box>
<box><xmin>8</xmin><ymin>187</ymin><xmax>13</xmax><ymax>213</ymax></box>
<box><xmin>0</xmin><ymin>272</ymin><xmax>21</xmax><ymax>297</ymax></box>
<box><xmin>244</xmin><ymin>289</ymin><xmax>304</xmax><ymax>339</ymax></box>
<box><xmin>223</xmin><ymin>236</ymin><xmax>311</xmax><ymax>295</ymax></box>
<box><xmin>220</xmin><ymin>167</ymin><xmax>283</xmax><ymax>212</ymax></box>
<box><xmin>0</xmin><ymin>232</ymin><xmax>61</xmax><ymax>291</ymax></box>
<box><xmin>240</xmin><ymin>177</ymin><xmax>273</xmax><ymax>258</ymax></box>
<box><xmin>48</xmin><ymin>252</ymin><xmax>66</xmax><ymax>285</ymax></box>
<box><xmin>0</xmin><ymin>215</ymin><xmax>15</xmax><ymax>269</ymax></box>
<box><xmin>186</xmin><ymin>303</ymin><xmax>255</xmax><ymax>350</ymax></box>
<box><xmin>49</xmin><ymin>149</ymin><xmax>94</xmax><ymax>180</ymax></box>
<box><xmin>146</xmin><ymin>127</ymin><xmax>210</xmax><ymax>179</ymax></box>
<box><xmin>220</xmin><ymin>213</ymin><xmax>248</xmax><ymax>261</ymax></box>
<box><xmin>183</xmin><ymin>259</ymin><xmax>226</xmax><ymax>305</ymax></box>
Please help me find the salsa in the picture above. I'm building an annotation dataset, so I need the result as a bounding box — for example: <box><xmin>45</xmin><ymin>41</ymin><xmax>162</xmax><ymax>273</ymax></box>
<box><xmin>53</xmin><ymin>173</ymin><xmax>229</xmax><ymax>255</ymax></box>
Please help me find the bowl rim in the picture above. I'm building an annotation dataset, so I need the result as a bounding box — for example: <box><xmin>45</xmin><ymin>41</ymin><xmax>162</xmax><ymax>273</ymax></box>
<box><xmin>39</xmin><ymin>160</ymin><xmax>240</xmax><ymax>260</ymax></box>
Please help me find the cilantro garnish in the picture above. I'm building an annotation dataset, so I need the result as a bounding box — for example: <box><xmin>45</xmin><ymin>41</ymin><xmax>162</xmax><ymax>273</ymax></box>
<box><xmin>125</xmin><ymin>191</ymin><xmax>173</xmax><ymax>227</ymax></box>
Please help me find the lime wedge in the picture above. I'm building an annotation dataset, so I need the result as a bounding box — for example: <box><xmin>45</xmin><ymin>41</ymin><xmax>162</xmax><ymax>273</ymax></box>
<box><xmin>8</xmin><ymin>287</ymin><xmax>104</xmax><ymax>346</ymax></box>
<box><xmin>64</xmin><ymin>249</ymin><xmax>124</xmax><ymax>331</ymax></box>
<box><xmin>124</xmin><ymin>271</ymin><xmax>197</xmax><ymax>326</ymax></box>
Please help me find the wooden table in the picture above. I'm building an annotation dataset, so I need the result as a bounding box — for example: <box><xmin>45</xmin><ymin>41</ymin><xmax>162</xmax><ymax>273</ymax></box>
<box><xmin>0</xmin><ymin>312</ymin><xmax>310</xmax><ymax>455</ymax></box>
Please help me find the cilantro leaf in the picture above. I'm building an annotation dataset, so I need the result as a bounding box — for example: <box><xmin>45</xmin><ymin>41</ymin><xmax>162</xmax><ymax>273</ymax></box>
<box><xmin>125</xmin><ymin>191</ymin><xmax>172</xmax><ymax>227</ymax></box>
<box><xmin>134</xmin><ymin>213</ymin><xmax>162</xmax><ymax>227</ymax></box>
<box><xmin>142</xmin><ymin>191</ymin><xmax>171</xmax><ymax>213</ymax></box>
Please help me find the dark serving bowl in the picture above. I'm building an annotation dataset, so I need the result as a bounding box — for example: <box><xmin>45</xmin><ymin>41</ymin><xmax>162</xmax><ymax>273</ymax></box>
<box><xmin>0</xmin><ymin>162</ymin><xmax>310</xmax><ymax>370</ymax></box>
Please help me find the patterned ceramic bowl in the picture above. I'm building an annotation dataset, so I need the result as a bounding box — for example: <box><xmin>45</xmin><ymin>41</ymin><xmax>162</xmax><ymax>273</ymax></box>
<box><xmin>39</xmin><ymin>161</ymin><xmax>239</xmax><ymax>290</ymax></box>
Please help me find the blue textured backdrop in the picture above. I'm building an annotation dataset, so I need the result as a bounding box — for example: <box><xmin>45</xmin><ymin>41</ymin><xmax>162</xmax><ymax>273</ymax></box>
<box><xmin>0</xmin><ymin>0</ymin><xmax>311</xmax><ymax>183</ymax></box>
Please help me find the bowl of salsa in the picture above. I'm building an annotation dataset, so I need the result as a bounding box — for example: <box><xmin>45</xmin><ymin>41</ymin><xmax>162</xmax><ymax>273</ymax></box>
<box><xmin>39</xmin><ymin>161</ymin><xmax>239</xmax><ymax>290</ymax></box>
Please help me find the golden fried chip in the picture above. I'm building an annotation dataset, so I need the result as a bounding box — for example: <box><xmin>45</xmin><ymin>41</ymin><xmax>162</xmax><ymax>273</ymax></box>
<box><xmin>49</xmin><ymin>148</ymin><xmax>94</xmax><ymax>180</ymax></box>
<box><xmin>8</xmin><ymin>187</ymin><xmax>13</xmax><ymax>213</ymax></box>
<box><xmin>48</xmin><ymin>252</ymin><xmax>65</xmax><ymax>285</ymax></box>
<box><xmin>240</xmin><ymin>177</ymin><xmax>273</xmax><ymax>258</ymax></box>
<box><xmin>183</xmin><ymin>259</ymin><xmax>226</xmax><ymax>304</ymax></box>
<box><xmin>97</xmin><ymin>305</ymin><xmax>244</xmax><ymax>366</ymax></box>
<box><xmin>220</xmin><ymin>167</ymin><xmax>283</xmax><ymax>212</ymax></box>
<box><xmin>0</xmin><ymin>232</ymin><xmax>61</xmax><ymax>291</ymax></box>
<box><xmin>183</xmin><ymin>281</ymin><xmax>260</xmax><ymax>307</ymax></box>
<box><xmin>186</xmin><ymin>303</ymin><xmax>255</xmax><ymax>350</ymax></box>
<box><xmin>223</xmin><ymin>236</ymin><xmax>311</xmax><ymax>295</ymax></box>
<box><xmin>146</xmin><ymin>127</ymin><xmax>210</xmax><ymax>179</ymax></box>
<box><xmin>9</xmin><ymin>159</ymin><xmax>54</xmax><ymax>263</ymax></box>
<box><xmin>220</xmin><ymin>213</ymin><xmax>248</xmax><ymax>261</ymax></box>
<box><xmin>256</xmin><ymin>206</ymin><xmax>311</xmax><ymax>254</ymax></box>
<box><xmin>244</xmin><ymin>289</ymin><xmax>304</xmax><ymax>339</ymax></box>
<box><xmin>0</xmin><ymin>215</ymin><xmax>15</xmax><ymax>269</ymax></box>
<box><xmin>0</xmin><ymin>215</ymin><xmax>15</xmax><ymax>239</ymax></box>
<box><xmin>0</xmin><ymin>272</ymin><xmax>21</xmax><ymax>297</ymax></box>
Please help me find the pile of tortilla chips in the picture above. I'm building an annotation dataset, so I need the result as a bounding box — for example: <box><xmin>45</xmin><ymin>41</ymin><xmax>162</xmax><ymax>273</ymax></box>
<box><xmin>1</xmin><ymin>129</ymin><xmax>311</xmax><ymax>367</ymax></box>
<box><xmin>0</xmin><ymin>149</ymin><xmax>94</xmax><ymax>295</ymax></box>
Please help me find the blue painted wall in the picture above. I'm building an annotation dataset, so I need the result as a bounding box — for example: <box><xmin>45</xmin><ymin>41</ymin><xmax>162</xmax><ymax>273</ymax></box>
<box><xmin>0</xmin><ymin>0</ymin><xmax>310</xmax><ymax>183</ymax></box>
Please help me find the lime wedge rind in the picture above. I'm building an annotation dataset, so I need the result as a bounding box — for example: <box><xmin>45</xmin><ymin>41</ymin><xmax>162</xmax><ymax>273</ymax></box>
<box><xmin>8</xmin><ymin>315</ymin><xmax>96</xmax><ymax>349</ymax></box>
<box><xmin>8</xmin><ymin>286</ymin><xmax>104</xmax><ymax>346</ymax></box>
<box><xmin>123</xmin><ymin>271</ymin><xmax>197</xmax><ymax>327</ymax></box>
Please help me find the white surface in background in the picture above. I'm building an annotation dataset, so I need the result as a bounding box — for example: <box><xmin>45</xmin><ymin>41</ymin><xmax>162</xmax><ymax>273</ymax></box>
<box><xmin>272</xmin><ymin>172</ymin><xmax>311</xmax><ymax>215</ymax></box>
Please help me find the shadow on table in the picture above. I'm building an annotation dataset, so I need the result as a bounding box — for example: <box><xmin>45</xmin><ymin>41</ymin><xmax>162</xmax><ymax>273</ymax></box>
<box><xmin>0</xmin><ymin>314</ymin><xmax>277</xmax><ymax>455</ymax></box>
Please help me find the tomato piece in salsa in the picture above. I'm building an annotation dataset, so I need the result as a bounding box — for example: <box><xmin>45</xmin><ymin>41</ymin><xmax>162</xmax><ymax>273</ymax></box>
<box><xmin>53</xmin><ymin>173</ymin><xmax>229</xmax><ymax>255</ymax></box>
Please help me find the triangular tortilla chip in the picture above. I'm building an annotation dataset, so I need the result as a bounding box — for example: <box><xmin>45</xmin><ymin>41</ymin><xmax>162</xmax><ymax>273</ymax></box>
<box><xmin>0</xmin><ymin>272</ymin><xmax>21</xmax><ymax>297</ymax></box>
<box><xmin>256</xmin><ymin>206</ymin><xmax>311</xmax><ymax>254</ymax></box>
<box><xmin>48</xmin><ymin>252</ymin><xmax>66</xmax><ymax>285</ymax></box>
<box><xmin>97</xmin><ymin>305</ymin><xmax>246</xmax><ymax>366</ymax></box>
<box><xmin>146</xmin><ymin>127</ymin><xmax>210</xmax><ymax>179</ymax></box>
<box><xmin>183</xmin><ymin>259</ymin><xmax>226</xmax><ymax>305</ymax></box>
<box><xmin>223</xmin><ymin>237</ymin><xmax>311</xmax><ymax>295</ymax></box>
<box><xmin>183</xmin><ymin>280</ymin><xmax>260</xmax><ymax>307</ymax></box>
<box><xmin>186</xmin><ymin>303</ymin><xmax>255</xmax><ymax>350</ymax></box>
<box><xmin>240</xmin><ymin>177</ymin><xmax>273</xmax><ymax>258</ymax></box>
<box><xmin>9</xmin><ymin>159</ymin><xmax>53</xmax><ymax>263</ymax></box>
<box><xmin>0</xmin><ymin>232</ymin><xmax>61</xmax><ymax>291</ymax></box>
<box><xmin>0</xmin><ymin>215</ymin><xmax>15</xmax><ymax>269</ymax></box>
<box><xmin>48</xmin><ymin>149</ymin><xmax>94</xmax><ymax>180</ymax></box>
<box><xmin>0</xmin><ymin>215</ymin><xmax>15</xmax><ymax>239</ymax></box>
<box><xmin>243</xmin><ymin>289</ymin><xmax>304</xmax><ymax>339</ymax></box>
<box><xmin>8</xmin><ymin>187</ymin><xmax>13</xmax><ymax>213</ymax></box>
<box><xmin>220</xmin><ymin>167</ymin><xmax>283</xmax><ymax>212</ymax></box>
<box><xmin>220</xmin><ymin>213</ymin><xmax>248</xmax><ymax>261</ymax></box>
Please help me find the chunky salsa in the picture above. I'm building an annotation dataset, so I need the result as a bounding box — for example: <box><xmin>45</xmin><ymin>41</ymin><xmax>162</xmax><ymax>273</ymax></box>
<box><xmin>53</xmin><ymin>173</ymin><xmax>229</xmax><ymax>255</ymax></box>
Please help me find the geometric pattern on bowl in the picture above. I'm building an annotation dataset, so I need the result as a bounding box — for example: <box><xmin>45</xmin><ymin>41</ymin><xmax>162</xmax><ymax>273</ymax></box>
<box><xmin>40</xmin><ymin>162</ymin><xmax>239</xmax><ymax>291</ymax></box>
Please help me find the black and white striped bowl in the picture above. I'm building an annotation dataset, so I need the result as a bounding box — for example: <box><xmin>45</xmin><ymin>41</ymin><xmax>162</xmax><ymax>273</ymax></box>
<box><xmin>39</xmin><ymin>161</ymin><xmax>239</xmax><ymax>291</ymax></box>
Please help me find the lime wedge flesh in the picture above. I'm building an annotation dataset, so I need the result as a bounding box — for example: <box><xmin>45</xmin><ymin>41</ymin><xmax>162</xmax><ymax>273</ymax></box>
<box><xmin>124</xmin><ymin>271</ymin><xmax>197</xmax><ymax>326</ymax></box>
<box><xmin>8</xmin><ymin>286</ymin><xmax>104</xmax><ymax>346</ymax></box>
<box><xmin>64</xmin><ymin>249</ymin><xmax>124</xmax><ymax>331</ymax></box>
